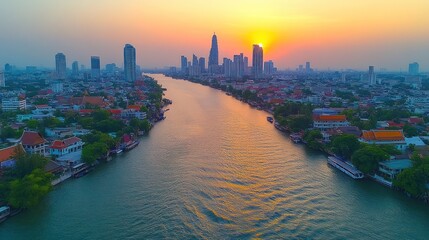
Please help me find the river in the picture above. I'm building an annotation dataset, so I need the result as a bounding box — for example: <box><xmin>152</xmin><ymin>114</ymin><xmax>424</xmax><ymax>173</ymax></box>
<box><xmin>1</xmin><ymin>74</ymin><xmax>429</xmax><ymax>239</ymax></box>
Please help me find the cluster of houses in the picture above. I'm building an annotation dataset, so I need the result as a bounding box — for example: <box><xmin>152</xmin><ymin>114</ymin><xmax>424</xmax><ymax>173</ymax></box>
<box><xmin>310</xmin><ymin>107</ymin><xmax>427</xmax><ymax>185</ymax></box>
<box><xmin>0</xmin><ymin>131</ymin><xmax>85</xmax><ymax>180</ymax></box>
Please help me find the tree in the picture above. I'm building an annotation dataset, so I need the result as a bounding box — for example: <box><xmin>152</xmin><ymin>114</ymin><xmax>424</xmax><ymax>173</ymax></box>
<box><xmin>7</xmin><ymin>169</ymin><xmax>52</xmax><ymax>209</ymax></box>
<box><xmin>394</xmin><ymin>164</ymin><xmax>429</xmax><ymax>197</ymax></box>
<box><xmin>331</xmin><ymin>134</ymin><xmax>361</xmax><ymax>160</ymax></box>
<box><xmin>92</xmin><ymin>110</ymin><xmax>111</xmax><ymax>122</ymax></box>
<box><xmin>403</xmin><ymin>124</ymin><xmax>419</xmax><ymax>137</ymax></box>
<box><xmin>351</xmin><ymin>145</ymin><xmax>389</xmax><ymax>174</ymax></box>
<box><xmin>0</xmin><ymin>126</ymin><xmax>19</xmax><ymax>140</ymax></box>
<box><xmin>12</xmin><ymin>152</ymin><xmax>49</xmax><ymax>179</ymax></box>
<box><xmin>304</xmin><ymin>130</ymin><xmax>323</xmax><ymax>150</ymax></box>
<box><xmin>82</xmin><ymin>142</ymin><xmax>109</xmax><ymax>164</ymax></box>
<box><xmin>26</xmin><ymin>119</ymin><xmax>39</xmax><ymax>130</ymax></box>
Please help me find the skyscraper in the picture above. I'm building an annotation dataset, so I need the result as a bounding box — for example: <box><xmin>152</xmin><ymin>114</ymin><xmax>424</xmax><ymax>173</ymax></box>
<box><xmin>208</xmin><ymin>33</ymin><xmax>219</xmax><ymax>74</ymax></box>
<box><xmin>124</xmin><ymin>44</ymin><xmax>136</xmax><ymax>82</ymax></box>
<box><xmin>264</xmin><ymin>60</ymin><xmax>274</xmax><ymax>76</ymax></box>
<box><xmin>243</xmin><ymin>56</ymin><xmax>249</xmax><ymax>75</ymax></box>
<box><xmin>55</xmin><ymin>53</ymin><xmax>67</xmax><ymax>79</ymax></box>
<box><xmin>192</xmin><ymin>54</ymin><xmax>199</xmax><ymax>66</ymax></box>
<box><xmin>181</xmin><ymin>56</ymin><xmax>188</xmax><ymax>74</ymax></box>
<box><xmin>0</xmin><ymin>71</ymin><xmax>5</xmax><ymax>87</ymax></box>
<box><xmin>223</xmin><ymin>58</ymin><xmax>233</xmax><ymax>78</ymax></box>
<box><xmin>368</xmin><ymin>66</ymin><xmax>376</xmax><ymax>85</ymax></box>
<box><xmin>72</xmin><ymin>61</ymin><xmax>79</xmax><ymax>76</ymax></box>
<box><xmin>233</xmin><ymin>54</ymin><xmax>244</xmax><ymax>78</ymax></box>
<box><xmin>198</xmin><ymin>57</ymin><xmax>206</xmax><ymax>74</ymax></box>
<box><xmin>91</xmin><ymin>56</ymin><xmax>101</xmax><ymax>79</ymax></box>
<box><xmin>305</xmin><ymin>62</ymin><xmax>311</xmax><ymax>73</ymax></box>
<box><xmin>409</xmin><ymin>62</ymin><xmax>419</xmax><ymax>75</ymax></box>
<box><xmin>252</xmin><ymin>44</ymin><xmax>263</xmax><ymax>78</ymax></box>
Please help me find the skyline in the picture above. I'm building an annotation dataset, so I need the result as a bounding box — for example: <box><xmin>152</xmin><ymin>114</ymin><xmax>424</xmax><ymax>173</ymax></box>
<box><xmin>1</xmin><ymin>1</ymin><xmax>429</xmax><ymax>71</ymax></box>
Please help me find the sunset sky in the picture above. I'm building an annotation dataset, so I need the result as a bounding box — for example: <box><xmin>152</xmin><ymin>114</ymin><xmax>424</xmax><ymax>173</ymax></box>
<box><xmin>1</xmin><ymin>0</ymin><xmax>428</xmax><ymax>71</ymax></box>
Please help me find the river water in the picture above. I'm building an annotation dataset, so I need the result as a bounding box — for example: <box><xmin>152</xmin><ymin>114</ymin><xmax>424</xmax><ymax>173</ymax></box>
<box><xmin>1</xmin><ymin>74</ymin><xmax>429</xmax><ymax>239</ymax></box>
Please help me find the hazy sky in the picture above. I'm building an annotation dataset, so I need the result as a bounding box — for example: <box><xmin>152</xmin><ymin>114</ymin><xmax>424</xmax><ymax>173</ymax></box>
<box><xmin>1</xmin><ymin>0</ymin><xmax>428</xmax><ymax>71</ymax></box>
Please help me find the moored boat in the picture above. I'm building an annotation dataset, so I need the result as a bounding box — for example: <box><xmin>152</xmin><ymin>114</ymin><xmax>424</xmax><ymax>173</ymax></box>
<box><xmin>267</xmin><ymin>116</ymin><xmax>274</xmax><ymax>123</ymax></box>
<box><xmin>0</xmin><ymin>206</ymin><xmax>10</xmax><ymax>223</ymax></box>
<box><xmin>124</xmin><ymin>140</ymin><xmax>139</xmax><ymax>151</ymax></box>
<box><xmin>327</xmin><ymin>156</ymin><xmax>364</xmax><ymax>179</ymax></box>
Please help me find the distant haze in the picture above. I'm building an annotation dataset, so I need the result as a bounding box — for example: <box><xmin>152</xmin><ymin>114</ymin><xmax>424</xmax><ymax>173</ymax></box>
<box><xmin>1</xmin><ymin>0</ymin><xmax>428</xmax><ymax>71</ymax></box>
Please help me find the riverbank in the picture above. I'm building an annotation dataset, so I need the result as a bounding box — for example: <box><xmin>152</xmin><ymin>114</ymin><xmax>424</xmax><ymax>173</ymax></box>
<box><xmin>164</xmin><ymin>74</ymin><xmax>429</xmax><ymax>204</ymax></box>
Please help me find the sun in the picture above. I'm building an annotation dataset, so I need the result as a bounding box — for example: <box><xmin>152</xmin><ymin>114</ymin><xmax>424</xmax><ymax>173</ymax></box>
<box><xmin>258</xmin><ymin>43</ymin><xmax>263</xmax><ymax>48</ymax></box>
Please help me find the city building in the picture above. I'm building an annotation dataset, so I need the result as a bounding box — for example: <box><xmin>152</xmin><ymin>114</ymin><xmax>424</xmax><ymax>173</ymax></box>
<box><xmin>124</xmin><ymin>44</ymin><xmax>137</xmax><ymax>81</ymax></box>
<box><xmin>378</xmin><ymin>159</ymin><xmax>413</xmax><ymax>180</ymax></box>
<box><xmin>181</xmin><ymin>56</ymin><xmax>188</xmax><ymax>74</ymax></box>
<box><xmin>368</xmin><ymin>66</ymin><xmax>376</xmax><ymax>85</ymax></box>
<box><xmin>198</xmin><ymin>57</ymin><xmax>205</xmax><ymax>74</ymax></box>
<box><xmin>50</xmin><ymin>137</ymin><xmax>84</xmax><ymax>157</ymax></box>
<box><xmin>91</xmin><ymin>56</ymin><xmax>101</xmax><ymax>79</ymax></box>
<box><xmin>305</xmin><ymin>62</ymin><xmax>311</xmax><ymax>73</ymax></box>
<box><xmin>0</xmin><ymin>144</ymin><xmax>25</xmax><ymax>169</ymax></box>
<box><xmin>1</xmin><ymin>97</ymin><xmax>26</xmax><ymax>111</ymax></box>
<box><xmin>208</xmin><ymin>33</ymin><xmax>219</xmax><ymax>74</ymax></box>
<box><xmin>19</xmin><ymin>131</ymin><xmax>48</xmax><ymax>156</ymax></box>
<box><xmin>55</xmin><ymin>53</ymin><xmax>67</xmax><ymax>79</ymax></box>
<box><xmin>72</xmin><ymin>61</ymin><xmax>79</xmax><ymax>76</ymax></box>
<box><xmin>409</xmin><ymin>62</ymin><xmax>419</xmax><ymax>75</ymax></box>
<box><xmin>252</xmin><ymin>44</ymin><xmax>263</xmax><ymax>78</ymax></box>
<box><xmin>313</xmin><ymin>115</ymin><xmax>350</xmax><ymax>130</ymax></box>
<box><xmin>360</xmin><ymin>130</ymin><xmax>407</xmax><ymax>151</ymax></box>
<box><xmin>264</xmin><ymin>60</ymin><xmax>275</xmax><ymax>76</ymax></box>
<box><xmin>223</xmin><ymin>58</ymin><xmax>233</xmax><ymax>78</ymax></box>
<box><xmin>0</xmin><ymin>71</ymin><xmax>5</xmax><ymax>87</ymax></box>
<box><xmin>51</xmin><ymin>81</ymin><xmax>64</xmax><ymax>93</ymax></box>
<box><xmin>233</xmin><ymin>54</ymin><xmax>244</xmax><ymax>78</ymax></box>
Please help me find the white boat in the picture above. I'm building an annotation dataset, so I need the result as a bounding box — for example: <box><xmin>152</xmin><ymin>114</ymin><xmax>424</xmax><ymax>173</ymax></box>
<box><xmin>327</xmin><ymin>156</ymin><xmax>364</xmax><ymax>179</ymax></box>
<box><xmin>0</xmin><ymin>206</ymin><xmax>10</xmax><ymax>223</ymax></box>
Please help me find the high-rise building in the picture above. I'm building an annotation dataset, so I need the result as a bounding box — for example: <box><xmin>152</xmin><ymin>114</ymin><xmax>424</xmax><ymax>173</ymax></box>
<box><xmin>233</xmin><ymin>54</ymin><xmax>244</xmax><ymax>78</ymax></box>
<box><xmin>264</xmin><ymin>60</ymin><xmax>275</xmax><ymax>76</ymax></box>
<box><xmin>305</xmin><ymin>62</ymin><xmax>311</xmax><ymax>73</ymax></box>
<box><xmin>243</xmin><ymin>56</ymin><xmax>249</xmax><ymax>75</ymax></box>
<box><xmin>192</xmin><ymin>54</ymin><xmax>199</xmax><ymax>66</ymax></box>
<box><xmin>124</xmin><ymin>44</ymin><xmax>136</xmax><ymax>82</ymax></box>
<box><xmin>252</xmin><ymin>44</ymin><xmax>263</xmax><ymax>78</ymax></box>
<box><xmin>199</xmin><ymin>57</ymin><xmax>205</xmax><ymax>74</ymax></box>
<box><xmin>0</xmin><ymin>71</ymin><xmax>5</xmax><ymax>87</ymax></box>
<box><xmin>208</xmin><ymin>33</ymin><xmax>219</xmax><ymax>74</ymax></box>
<box><xmin>181</xmin><ymin>56</ymin><xmax>188</xmax><ymax>74</ymax></box>
<box><xmin>4</xmin><ymin>64</ymin><xmax>12</xmax><ymax>73</ymax></box>
<box><xmin>368</xmin><ymin>66</ymin><xmax>376</xmax><ymax>85</ymax></box>
<box><xmin>91</xmin><ymin>56</ymin><xmax>101</xmax><ymax>79</ymax></box>
<box><xmin>223</xmin><ymin>58</ymin><xmax>233</xmax><ymax>78</ymax></box>
<box><xmin>55</xmin><ymin>53</ymin><xmax>67</xmax><ymax>79</ymax></box>
<box><xmin>72</xmin><ymin>61</ymin><xmax>79</xmax><ymax>76</ymax></box>
<box><xmin>409</xmin><ymin>62</ymin><xmax>419</xmax><ymax>75</ymax></box>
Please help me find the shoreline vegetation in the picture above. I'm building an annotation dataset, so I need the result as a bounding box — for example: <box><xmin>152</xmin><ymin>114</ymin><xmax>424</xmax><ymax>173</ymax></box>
<box><xmin>0</xmin><ymin>75</ymin><xmax>171</xmax><ymax>221</ymax></box>
<box><xmin>166</xmin><ymin>73</ymin><xmax>429</xmax><ymax>204</ymax></box>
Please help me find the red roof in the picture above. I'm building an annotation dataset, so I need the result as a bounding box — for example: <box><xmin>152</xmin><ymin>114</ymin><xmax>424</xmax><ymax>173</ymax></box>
<box><xmin>109</xmin><ymin>109</ymin><xmax>122</xmax><ymax>115</ymax></box>
<box><xmin>20</xmin><ymin>131</ymin><xmax>47</xmax><ymax>146</ymax></box>
<box><xmin>408</xmin><ymin>117</ymin><xmax>423</xmax><ymax>124</ymax></box>
<box><xmin>50</xmin><ymin>137</ymin><xmax>82</xmax><ymax>150</ymax></box>
<box><xmin>0</xmin><ymin>144</ymin><xmax>24</xmax><ymax>163</ymax></box>
<box><xmin>314</xmin><ymin>115</ymin><xmax>347</xmax><ymax>122</ymax></box>
<box><xmin>362</xmin><ymin>130</ymin><xmax>405</xmax><ymax>141</ymax></box>
<box><xmin>127</xmin><ymin>105</ymin><xmax>141</xmax><ymax>111</ymax></box>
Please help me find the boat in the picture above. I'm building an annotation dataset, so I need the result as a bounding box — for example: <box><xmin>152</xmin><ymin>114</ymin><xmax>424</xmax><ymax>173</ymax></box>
<box><xmin>124</xmin><ymin>140</ymin><xmax>139</xmax><ymax>151</ymax></box>
<box><xmin>72</xmin><ymin>163</ymin><xmax>91</xmax><ymax>178</ymax></box>
<box><xmin>327</xmin><ymin>156</ymin><xmax>364</xmax><ymax>179</ymax></box>
<box><xmin>289</xmin><ymin>133</ymin><xmax>302</xmax><ymax>143</ymax></box>
<box><xmin>0</xmin><ymin>206</ymin><xmax>10</xmax><ymax>223</ymax></box>
<box><xmin>267</xmin><ymin>116</ymin><xmax>274</xmax><ymax>123</ymax></box>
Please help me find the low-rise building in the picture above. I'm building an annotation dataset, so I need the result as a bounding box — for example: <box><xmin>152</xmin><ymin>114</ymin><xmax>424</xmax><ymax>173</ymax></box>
<box><xmin>313</xmin><ymin>115</ymin><xmax>350</xmax><ymax>130</ymax></box>
<box><xmin>2</xmin><ymin>97</ymin><xmax>26</xmax><ymax>111</ymax></box>
<box><xmin>50</xmin><ymin>137</ymin><xmax>83</xmax><ymax>157</ymax></box>
<box><xmin>360</xmin><ymin>130</ymin><xmax>407</xmax><ymax>151</ymax></box>
<box><xmin>19</xmin><ymin>131</ymin><xmax>48</xmax><ymax>155</ymax></box>
<box><xmin>378</xmin><ymin>159</ymin><xmax>413</xmax><ymax>180</ymax></box>
<box><xmin>0</xmin><ymin>144</ymin><xmax>24</xmax><ymax>169</ymax></box>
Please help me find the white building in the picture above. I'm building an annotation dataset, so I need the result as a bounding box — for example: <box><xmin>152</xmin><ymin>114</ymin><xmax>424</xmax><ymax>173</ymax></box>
<box><xmin>313</xmin><ymin>115</ymin><xmax>350</xmax><ymax>130</ymax></box>
<box><xmin>50</xmin><ymin>137</ymin><xmax>84</xmax><ymax>157</ymax></box>
<box><xmin>2</xmin><ymin>97</ymin><xmax>27</xmax><ymax>111</ymax></box>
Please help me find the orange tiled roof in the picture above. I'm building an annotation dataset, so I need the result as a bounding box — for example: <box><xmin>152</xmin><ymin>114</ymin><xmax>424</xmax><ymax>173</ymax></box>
<box><xmin>362</xmin><ymin>130</ymin><xmax>405</xmax><ymax>141</ymax></box>
<box><xmin>20</xmin><ymin>131</ymin><xmax>47</xmax><ymax>146</ymax></box>
<box><xmin>314</xmin><ymin>115</ymin><xmax>347</xmax><ymax>122</ymax></box>
<box><xmin>127</xmin><ymin>105</ymin><xmax>141</xmax><ymax>111</ymax></box>
<box><xmin>0</xmin><ymin>144</ymin><xmax>24</xmax><ymax>163</ymax></box>
<box><xmin>50</xmin><ymin>137</ymin><xmax>82</xmax><ymax>149</ymax></box>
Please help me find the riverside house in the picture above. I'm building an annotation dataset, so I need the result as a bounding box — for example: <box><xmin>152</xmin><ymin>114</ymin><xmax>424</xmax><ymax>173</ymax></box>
<box><xmin>360</xmin><ymin>130</ymin><xmax>407</xmax><ymax>152</ymax></box>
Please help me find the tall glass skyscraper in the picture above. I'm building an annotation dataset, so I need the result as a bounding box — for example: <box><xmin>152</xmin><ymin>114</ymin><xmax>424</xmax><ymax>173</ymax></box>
<box><xmin>91</xmin><ymin>56</ymin><xmax>101</xmax><ymax>79</ymax></box>
<box><xmin>208</xmin><ymin>33</ymin><xmax>219</xmax><ymax>74</ymax></box>
<box><xmin>55</xmin><ymin>53</ymin><xmax>67</xmax><ymax>79</ymax></box>
<box><xmin>124</xmin><ymin>44</ymin><xmax>137</xmax><ymax>82</ymax></box>
<box><xmin>252</xmin><ymin>44</ymin><xmax>263</xmax><ymax>78</ymax></box>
